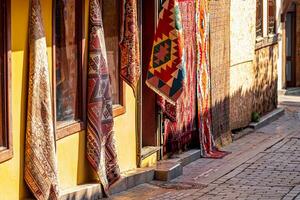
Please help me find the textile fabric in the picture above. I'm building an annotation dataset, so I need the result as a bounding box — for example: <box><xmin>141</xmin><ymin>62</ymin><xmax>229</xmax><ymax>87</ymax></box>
<box><xmin>146</xmin><ymin>0</ymin><xmax>185</xmax><ymax>104</ymax></box>
<box><xmin>157</xmin><ymin>0</ymin><xmax>229</xmax><ymax>158</ymax></box>
<box><xmin>195</xmin><ymin>0</ymin><xmax>229</xmax><ymax>158</ymax></box>
<box><xmin>24</xmin><ymin>0</ymin><xmax>59</xmax><ymax>199</ymax></box>
<box><xmin>86</xmin><ymin>0</ymin><xmax>121</xmax><ymax>195</ymax></box>
<box><xmin>209</xmin><ymin>0</ymin><xmax>231</xmax><ymax>145</ymax></box>
<box><xmin>161</xmin><ymin>0</ymin><xmax>197</xmax><ymax>154</ymax></box>
<box><xmin>120</xmin><ymin>0</ymin><xmax>140</xmax><ymax>95</ymax></box>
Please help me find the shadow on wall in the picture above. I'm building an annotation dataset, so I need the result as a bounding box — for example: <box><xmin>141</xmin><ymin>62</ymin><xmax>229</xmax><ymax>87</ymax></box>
<box><xmin>229</xmin><ymin>44</ymin><xmax>278</xmax><ymax>130</ymax></box>
<box><xmin>209</xmin><ymin>0</ymin><xmax>231</xmax><ymax>147</ymax></box>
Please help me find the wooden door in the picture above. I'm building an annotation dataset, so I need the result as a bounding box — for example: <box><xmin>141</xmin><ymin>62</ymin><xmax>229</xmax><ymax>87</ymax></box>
<box><xmin>286</xmin><ymin>12</ymin><xmax>296</xmax><ymax>87</ymax></box>
<box><xmin>141</xmin><ymin>0</ymin><xmax>157</xmax><ymax>147</ymax></box>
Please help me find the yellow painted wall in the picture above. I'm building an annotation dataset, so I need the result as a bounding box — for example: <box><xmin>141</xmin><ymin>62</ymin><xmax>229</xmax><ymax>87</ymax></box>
<box><xmin>0</xmin><ymin>0</ymin><xmax>138</xmax><ymax>199</ymax></box>
<box><xmin>141</xmin><ymin>153</ymin><xmax>157</xmax><ymax>168</ymax></box>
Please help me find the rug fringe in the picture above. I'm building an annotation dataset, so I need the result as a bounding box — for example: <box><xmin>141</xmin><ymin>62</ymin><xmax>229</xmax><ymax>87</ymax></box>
<box><xmin>146</xmin><ymin>80</ymin><xmax>177</xmax><ymax>105</ymax></box>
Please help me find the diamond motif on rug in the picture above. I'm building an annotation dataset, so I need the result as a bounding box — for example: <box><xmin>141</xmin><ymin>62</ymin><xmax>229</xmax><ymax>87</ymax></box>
<box><xmin>153</xmin><ymin>39</ymin><xmax>172</xmax><ymax>68</ymax></box>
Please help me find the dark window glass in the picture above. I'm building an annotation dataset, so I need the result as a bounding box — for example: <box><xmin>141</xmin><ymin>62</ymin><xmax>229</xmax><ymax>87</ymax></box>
<box><xmin>102</xmin><ymin>0</ymin><xmax>120</xmax><ymax>105</ymax></box>
<box><xmin>0</xmin><ymin>0</ymin><xmax>12</xmax><ymax>161</ymax></box>
<box><xmin>55</xmin><ymin>0</ymin><xmax>80</xmax><ymax>125</ymax></box>
<box><xmin>268</xmin><ymin>0</ymin><xmax>276</xmax><ymax>34</ymax></box>
<box><xmin>256</xmin><ymin>0</ymin><xmax>263</xmax><ymax>37</ymax></box>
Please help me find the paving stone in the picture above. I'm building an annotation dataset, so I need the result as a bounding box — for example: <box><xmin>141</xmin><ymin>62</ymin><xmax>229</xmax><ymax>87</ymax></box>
<box><xmin>226</xmin><ymin>168</ymin><xmax>300</xmax><ymax>187</ymax></box>
<box><xmin>111</xmin><ymin>104</ymin><xmax>300</xmax><ymax>200</ymax></box>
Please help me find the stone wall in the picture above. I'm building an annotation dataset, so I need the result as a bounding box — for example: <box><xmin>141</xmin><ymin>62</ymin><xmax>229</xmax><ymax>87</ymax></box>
<box><xmin>229</xmin><ymin>62</ymin><xmax>255</xmax><ymax>129</ymax></box>
<box><xmin>229</xmin><ymin>45</ymin><xmax>278</xmax><ymax>130</ymax></box>
<box><xmin>230</xmin><ymin>0</ymin><xmax>256</xmax><ymax>66</ymax></box>
<box><xmin>229</xmin><ymin>0</ymin><xmax>256</xmax><ymax>129</ymax></box>
<box><xmin>253</xmin><ymin>45</ymin><xmax>278</xmax><ymax>115</ymax></box>
<box><xmin>229</xmin><ymin>0</ymin><xmax>278</xmax><ymax>130</ymax></box>
<box><xmin>209</xmin><ymin>0</ymin><xmax>232</xmax><ymax>146</ymax></box>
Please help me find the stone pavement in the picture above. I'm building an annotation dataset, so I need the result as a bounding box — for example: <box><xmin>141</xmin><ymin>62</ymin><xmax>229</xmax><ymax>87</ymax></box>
<box><xmin>111</xmin><ymin>96</ymin><xmax>300</xmax><ymax>200</ymax></box>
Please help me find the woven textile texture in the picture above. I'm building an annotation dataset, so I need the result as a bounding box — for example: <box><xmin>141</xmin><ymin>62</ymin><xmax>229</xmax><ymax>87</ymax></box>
<box><xmin>158</xmin><ymin>0</ymin><xmax>229</xmax><ymax>158</ymax></box>
<box><xmin>161</xmin><ymin>0</ymin><xmax>197</xmax><ymax>154</ymax></box>
<box><xmin>86</xmin><ymin>0</ymin><xmax>120</xmax><ymax>195</ymax></box>
<box><xmin>195</xmin><ymin>0</ymin><xmax>229</xmax><ymax>158</ymax></box>
<box><xmin>146</xmin><ymin>0</ymin><xmax>185</xmax><ymax>104</ymax></box>
<box><xmin>120</xmin><ymin>0</ymin><xmax>140</xmax><ymax>95</ymax></box>
<box><xmin>209</xmin><ymin>0</ymin><xmax>232</xmax><ymax>146</ymax></box>
<box><xmin>24</xmin><ymin>0</ymin><xmax>59</xmax><ymax>199</ymax></box>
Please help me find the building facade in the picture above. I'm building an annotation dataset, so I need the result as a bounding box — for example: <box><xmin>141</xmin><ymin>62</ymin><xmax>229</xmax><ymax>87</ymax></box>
<box><xmin>0</xmin><ymin>0</ymin><xmax>286</xmax><ymax>199</ymax></box>
<box><xmin>229</xmin><ymin>0</ymin><xmax>279</xmax><ymax>129</ymax></box>
<box><xmin>278</xmin><ymin>0</ymin><xmax>300</xmax><ymax>90</ymax></box>
<box><xmin>0</xmin><ymin>0</ymin><xmax>139</xmax><ymax>199</ymax></box>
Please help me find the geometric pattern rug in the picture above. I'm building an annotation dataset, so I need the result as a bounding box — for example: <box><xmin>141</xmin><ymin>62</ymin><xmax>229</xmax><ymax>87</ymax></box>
<box><xmin>25</xmin><ymin>0</ymin><xmax>59</xmax><ymax>199</ymax></box>
<box><xmin>146</xmin><ymin>0</ymin><xmax>185</xmax><ymax>104</ymax></box>
<box><xmin>86</xmin><ymin>0</ymin><xmax>120</xmax><ymax>196</ymax></box>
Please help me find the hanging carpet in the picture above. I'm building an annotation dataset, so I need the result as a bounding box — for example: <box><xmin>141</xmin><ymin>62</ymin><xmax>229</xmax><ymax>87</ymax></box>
<box><xmin>160</xmin><ymin>0</ymin><xmax>198</xmax><ymax>154</ymax></box>
<box><xmin>146</xmin><ymin>0</ymin><xmax>185</xmax><ymax>104</ymax></box>
<box><xmin>120</xmin><ymin>0</ymin><xmax>140</xmax><ymax>96</ymax></box>
<box><xmin>195</xmin><ymin>0</ymin><xmax>229</xmax><ymax>158</ymax></box>
<box><xmin>86</xmin><ymin>0</ymin><xmax>121</xmax><ymax>195</ymax></box>
<box><xmin>148</xmin><ymin>0</ymin><xmax>230</xmax><ymax>158</ymax></box>
<box><xmin>24</xmin><ymin>0</ymin><xmax>60</xmax><ymax>199</ymax></box>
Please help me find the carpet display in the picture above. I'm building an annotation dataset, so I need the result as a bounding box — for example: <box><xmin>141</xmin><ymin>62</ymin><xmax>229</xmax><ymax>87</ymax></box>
<box><xmin>195</xmin><ymin>0</ymin><xmax>229</xmax><ymax>158</ymax></box>
<box><xmin>161</xmin><ymin>0</ymin><xmax>197</xmax><ymax>154</ymax></box>
<box><xmin>146</xmin><ymin>0</ymin><xmax>185</xmax><ymax>104</ymax></box>
<box><xmin>152</xmin><ymin>0</ymin><xmax>229</xmax><ymax>158</ymax></box>
<box><xmin>24</xmin><ymin>0</ymin><xmax>59</xmax><ymax>199</ymax></box>
<box><xmin>209</xmin><ymin>0</ymin><xmax>231</xmax><ymax>146</ymax></box>
<box><xmin>86</xmin><ymin>0</ymin><xmax>120</xmax><ymax>195</ymax></box>
<box><xmin>120</xmin><ymin>0</ymin><xmax>140</xmax><ymax>95</ymax></box>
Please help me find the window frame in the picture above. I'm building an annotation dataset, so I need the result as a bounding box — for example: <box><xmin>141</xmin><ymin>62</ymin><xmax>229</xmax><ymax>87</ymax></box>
<box><xmin>256</xmin><ymin>0</ymin><xmax>264</xmax><ymax>39</ymax></box>
<box><xmin>255</xmin><ymin>0</ymin><xmax>278</xmax><ymax>49</ymax></box>
<box><xmin>0</xmin><ymin>0</ymin><xmax>12</xmax><ymax>163</ymax></box>
<box><xmin>106</xmin><ymin>0</ymin><xmax>126</xmax><ymax>117</ymax></box>
<box><xmin>52</xmin><ymin>0</ymin><xmax>126</xmax><ymax>140</ymax></box>
<box><xmin>267</xmin><ymin>0</ymin><xmax>276</xmax><ymax>35</ymax></box>
<box><xmin>113</xmin><ymin>81</ymin><xmax>126</xmax><ymax>118</ymax></box>
<box><xmin>52</xmin><ymin>0</ymin><xmax>86</xmax><ymax>140</ymax></box>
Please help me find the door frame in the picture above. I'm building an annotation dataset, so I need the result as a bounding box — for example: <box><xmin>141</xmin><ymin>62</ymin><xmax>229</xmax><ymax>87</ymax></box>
<box><xmin>286</xmin><ymin>11</ymin><xmax>297</xmax><ymax>87</ymax></box>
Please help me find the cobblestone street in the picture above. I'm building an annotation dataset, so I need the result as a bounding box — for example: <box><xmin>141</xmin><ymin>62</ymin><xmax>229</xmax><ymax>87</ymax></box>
<box><xmin>111</xmin><ymin>96</ymin><xmax>300</xmax><ymax>200</ymax></box>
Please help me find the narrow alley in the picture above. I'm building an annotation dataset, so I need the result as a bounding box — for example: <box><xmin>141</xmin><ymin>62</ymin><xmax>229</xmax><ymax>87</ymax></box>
<box><xmin>111</xmin><ymin>93</ymin><xmax>300</xmax><ymax>200</ymax></box>
<box><xmin>0</xmin><ymin>0</ymin><xmax>299</xmax><ymax>199</ymax></box>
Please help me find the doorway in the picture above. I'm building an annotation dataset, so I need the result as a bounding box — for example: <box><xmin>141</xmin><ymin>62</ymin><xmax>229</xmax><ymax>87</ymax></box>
<box><xmin>139</xmin><ymin>0</ymin><xmax>162</xmax><ymax>164</ymax></box>
<box><xmin>286</xmin><ymin>10</ymin><xmax>296</xmax><ymax>87</ymax></box>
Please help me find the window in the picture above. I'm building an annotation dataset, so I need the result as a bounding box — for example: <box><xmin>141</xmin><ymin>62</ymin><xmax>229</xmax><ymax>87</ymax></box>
<box><xmin>256</xmin><ymin>0</ymin><xmax>263</xmax><ymax>38</ymax></box>
<box><xmin>102</xmin><ymin>0</ymin><xmax>125</xmax><ymax>116</ymax></box>
<box><xmin>268</xmin><ymin>0</ymin><xmax>276</xmax><ymax>34</ymax></box>
<box><xmin>256</xmin><ymin>0</ymin><xmax>277</xmax><ymax>46</ymax></box>
<box><xmin>103</xmin><ymin>0</ymin><xmax>120</xmax><ymax>105</ymax></box>
<box><xmin>0</xmin><ymin>0</ymin><xmax>12</xmax><ymax>163</ymax></box>
<box><xmin>53</xmin><ymin>0</ymin><xmax>125</xmax><ymax>139</ymax></box>
<box><xmin>53</xmin><ymin>0</ymin><xmax>85</xmax><ymax>139</ymax></box>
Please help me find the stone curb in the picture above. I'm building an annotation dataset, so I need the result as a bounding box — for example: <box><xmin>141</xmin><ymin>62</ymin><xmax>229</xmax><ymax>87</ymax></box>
<box><xmin>249</xmin><ymin>108</ymin><xmax>285</xmax><ymax>130</ymax></box>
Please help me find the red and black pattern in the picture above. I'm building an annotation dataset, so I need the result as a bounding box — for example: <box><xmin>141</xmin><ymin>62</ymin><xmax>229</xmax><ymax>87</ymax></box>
<box><xmin>146</xmin><ymin>0</ymin><xmax>185</xmax><ymax>104</ymax></box>
<box><xmin>196</xmin><ymin>0</ymin><xmax>229</xmax><ymax>158</ymax></box>
<box><xmin>160</xmin><ymin>0</ymin><xmax>198</xmax><ymax>154</ymax></box>
<box><xmin>87</xmin><ymin>0</ymin><xmax>120</xmax><ymax>195</ymax></box>
<box><xmin>120</xmin><ymin>0</ymin><xmax>140</xmax><ymax>96</ymax></box>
